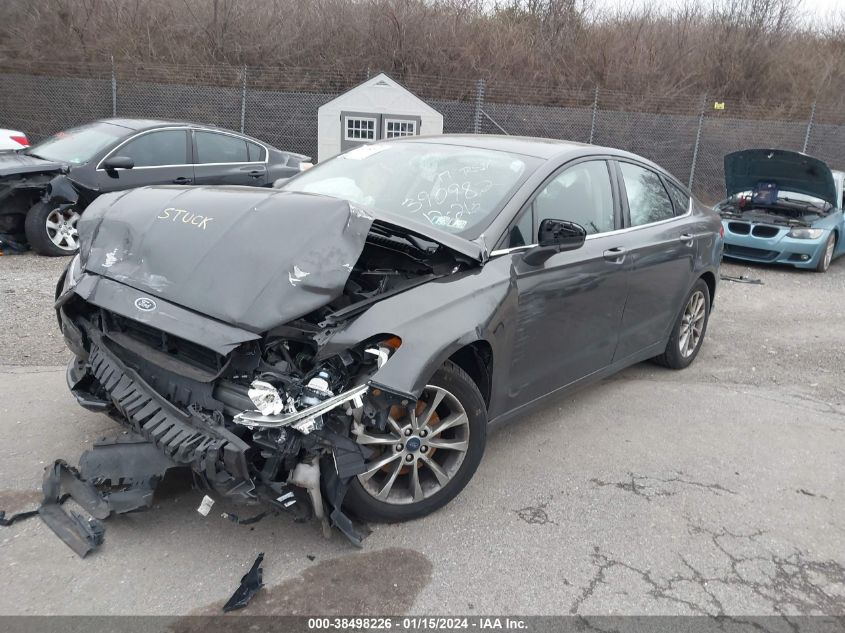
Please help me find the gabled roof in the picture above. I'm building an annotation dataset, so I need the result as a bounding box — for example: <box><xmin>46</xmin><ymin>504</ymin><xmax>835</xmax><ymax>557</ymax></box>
<box><xmin>319</xmin><ymin>73</ymin><xmax>442</xmax><ymax>118</ymax></box>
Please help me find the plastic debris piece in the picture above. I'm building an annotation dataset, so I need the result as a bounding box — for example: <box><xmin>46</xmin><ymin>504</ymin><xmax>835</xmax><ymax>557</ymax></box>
<box><xmin>0</xmin><ymin>508</ymin><xmax>39</xmax><ymax>526</ymax></box>
<box><xmin>197</xmin><ymin>495</ymin><xmax>215</xmax><ymax>516</ymax></box>
<box><xmin>221</xmin><ymin>511</ymin><xmax>268</xmax><ymax>525</ymax></box>
<box><xmin>223</xmin><ymin>553</ymin><xmax>264</xmax><ymax>613</ymax></box>
<box><xmin>39</xmin><ymin>505</ymin><xmax>105</xmax><ymax>557</ymax></box>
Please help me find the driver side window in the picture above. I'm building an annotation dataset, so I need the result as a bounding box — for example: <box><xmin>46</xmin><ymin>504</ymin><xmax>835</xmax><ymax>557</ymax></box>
<box><xmin>119</xmin><ymin>130</ymin><xmax>188</xmax><ymax>167</ymax></box>
<box><xmin>533</xmin><ymin>160</ymin><xmax>614</xmax><ymax>238</ymax></box>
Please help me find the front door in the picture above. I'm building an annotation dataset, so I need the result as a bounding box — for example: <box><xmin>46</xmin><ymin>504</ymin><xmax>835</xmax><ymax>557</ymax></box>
<box><xmin>506</xmin><ymin>159</ymin><xmax>631</xmax><ymax>408</ymax></box>
<box><xmin>95</xmin><ymin>128</ymin><xmax>194</xmax><ymax>192</ymax></box>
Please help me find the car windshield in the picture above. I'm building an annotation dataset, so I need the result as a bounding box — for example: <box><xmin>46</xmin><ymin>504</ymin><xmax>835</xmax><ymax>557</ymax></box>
<box><xmin>281</xmin><ymin>142</ymin><xmax>539</xmax><ymax>237</ymax></box>
<box><xmin>26</xmin><ymin>122</ymin><xmax>127</xmax><ymax>165</ymax></box>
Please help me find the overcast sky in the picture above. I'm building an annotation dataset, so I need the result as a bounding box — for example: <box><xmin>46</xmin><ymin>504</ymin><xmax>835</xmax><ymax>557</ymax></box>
<box><xmin>594</xmin><ymin>0</ymin><xmax>843</xmax><ymax>24</ymax></box>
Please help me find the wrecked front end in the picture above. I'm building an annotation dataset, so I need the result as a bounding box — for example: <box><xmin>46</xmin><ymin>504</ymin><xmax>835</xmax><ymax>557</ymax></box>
<box><xmin>55</xmin><ymin>186</ymin><xmax>476</xmax><ymax>545</ymax></box>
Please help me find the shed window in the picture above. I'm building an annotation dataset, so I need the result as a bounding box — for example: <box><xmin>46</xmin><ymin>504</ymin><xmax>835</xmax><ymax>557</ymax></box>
<box><xmin>385</xmin><ymin>120</ymin><xmax>416</xmax><ymax>138</ymax></box>
<box><xmin>345</xmin><ymin>117</ymin><xmax>376</xmax><ymax>141</ymax></box>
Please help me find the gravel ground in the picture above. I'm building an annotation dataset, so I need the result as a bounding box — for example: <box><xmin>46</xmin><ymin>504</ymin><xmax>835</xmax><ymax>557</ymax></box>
<box><xmin>0</xmin><ymin>253</ymin><xmax>68</xmax><ymax>365</ymax></box>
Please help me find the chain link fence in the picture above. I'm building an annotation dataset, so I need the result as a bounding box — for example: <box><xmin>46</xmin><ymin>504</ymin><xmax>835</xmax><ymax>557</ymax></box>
<box><xmin>0</xmin><ymin>59</ymin><xmax>842</xmax><ymax>204</ymax></box>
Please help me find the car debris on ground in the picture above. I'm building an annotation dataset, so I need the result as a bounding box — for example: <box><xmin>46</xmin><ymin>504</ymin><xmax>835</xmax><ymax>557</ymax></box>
<box><xmin>0</xmin><ymin>433</ymin><xmax>179</xmax><ymax>556</ymax></box>
<box><xmin>719</xmin><ymin>273</ymin><xmax>764</xmax><ymax>284</ymax></box>
<box><xmin>222</xmin><ymin>552</ymin><xmax>265</xmax><ymax>613</ymax></box>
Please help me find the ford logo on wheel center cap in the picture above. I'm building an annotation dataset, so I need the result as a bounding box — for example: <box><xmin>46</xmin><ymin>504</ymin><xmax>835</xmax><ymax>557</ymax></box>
<box><xmin>134</xmin><ymin>297</ymin><xmax>157</xmax><ymax>312</ymax></box>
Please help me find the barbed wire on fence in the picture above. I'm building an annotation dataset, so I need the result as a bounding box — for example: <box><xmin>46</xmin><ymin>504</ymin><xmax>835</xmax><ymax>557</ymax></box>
<box><xmin>0</xmin><ymin>59</ymin><xmax>841</xmax><ymax>203</ymax></box>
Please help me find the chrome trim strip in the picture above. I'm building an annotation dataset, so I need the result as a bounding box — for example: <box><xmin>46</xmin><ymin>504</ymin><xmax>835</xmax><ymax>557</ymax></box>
<box><xmin>489</xmin><ymin>208</ymin><xmax>695</xmax><ymax>258</ymax></box>
<box><xmin>490</xmin><ymin>245</ymin><xmax>535</xmax><ymax>256</ymax></box>
<box><xmin>233</xmin><ymin>384</ymin><xmax>370</xmax><ymax>429</ymax></box>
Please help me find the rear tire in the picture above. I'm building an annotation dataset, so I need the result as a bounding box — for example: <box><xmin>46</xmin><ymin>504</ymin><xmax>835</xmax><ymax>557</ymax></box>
<box><xmin>25</xmin><ymin>202</ymin><xmax>80</xmax><ymax>256</ymax></box>
<box><xmin>653</xmin><ymin>278</ymin><xmax>711</xmax><ymax>370</ymax></box>
<box><xmin>815</xmin><ymin>233</ymin><xmax>836</xmax><ymax>273</ymax></box>
<box><xmin>344</xmin><ymin>361</ymin><xmax>487</xmax><ymax>523</ymax></box>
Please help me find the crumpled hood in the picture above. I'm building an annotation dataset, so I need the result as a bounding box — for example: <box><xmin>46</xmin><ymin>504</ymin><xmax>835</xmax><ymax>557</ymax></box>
<box><xmin>0</xmin><ymin>152</ymin><xmax>65</xmax><ymax>177</ymax></box>
<box><xmin>78</xmin><ymin>186</ymin><xmax>374</xmax><ymax>332</ymax></box>
<box><xmin>724</xmin><ymin>149</ymin><xmax>837</xmax><ymax>208</ymax></box>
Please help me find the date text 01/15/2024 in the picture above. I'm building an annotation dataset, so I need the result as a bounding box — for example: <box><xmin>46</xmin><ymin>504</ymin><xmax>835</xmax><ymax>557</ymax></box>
<box><xmin>307</xmin><ymin>617</ymin><xmax>528</xmax><ymax>630</ymax></box>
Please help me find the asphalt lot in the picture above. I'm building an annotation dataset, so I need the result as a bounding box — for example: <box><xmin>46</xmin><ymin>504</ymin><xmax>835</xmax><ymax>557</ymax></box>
<box><xmin>0</xmin><ymin>252</ymin><xmax>843</xmax><ymax>616</ymax></box>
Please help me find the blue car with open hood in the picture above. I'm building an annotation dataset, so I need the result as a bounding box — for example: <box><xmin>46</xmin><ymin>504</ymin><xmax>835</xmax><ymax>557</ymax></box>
<box><xmin>716</xmin><ymin>149</ymin><xmax>845</xmax><ymax>272</ymax></box>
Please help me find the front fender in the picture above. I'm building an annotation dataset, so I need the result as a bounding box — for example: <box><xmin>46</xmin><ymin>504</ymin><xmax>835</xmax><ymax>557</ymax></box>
<box><xmin>44</xmin><ymin>174</ymin><xmax>80</xmax><ymax>205</ymax></box>
<box><xmin>321</xmin><ymin>263</ymin><xmax>514</xmax><ymax>399</ymax></box>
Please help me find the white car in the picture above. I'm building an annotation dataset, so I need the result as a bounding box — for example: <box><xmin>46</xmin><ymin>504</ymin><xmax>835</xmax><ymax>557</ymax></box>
<box><xmin>0</xmin><ymin>128</ymin><xmax>29</xmax><ymax>151</ymax></box>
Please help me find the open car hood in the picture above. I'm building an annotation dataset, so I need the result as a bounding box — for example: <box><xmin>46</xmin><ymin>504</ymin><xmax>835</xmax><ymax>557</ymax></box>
<box><xmin>0</xmin><ymin>152</ymin><xmax>65</xmax><ymax>177</ymax></box>
<box><xmin>78</xmin><ymin>186</ymin><xmax>376</xmax><ymax>332</ymax></box>
<box><xmin>724</xmin><ymin>149</ymin><xmax>838</xmax><ymax>208</ymax></box>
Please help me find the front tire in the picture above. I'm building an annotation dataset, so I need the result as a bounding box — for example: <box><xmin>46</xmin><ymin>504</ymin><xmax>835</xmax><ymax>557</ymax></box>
<box><xmin>815</xmin><ymin>233</ymin><xmax>836</xmax><ymax>273</ymax></box>
<box><xmin>25</xmin><ymin>202</ymin><xmax>80</xmax><ymax>256</ymax></box>
<box><xmin>653</xmin><ymin>278</ymin><xmax>711</xmax><ymax>370</ymax></box>
<box><xmin>344</xmin><ymin>361</ymin><xmax>487</xmax><ymax>523</ymax></box>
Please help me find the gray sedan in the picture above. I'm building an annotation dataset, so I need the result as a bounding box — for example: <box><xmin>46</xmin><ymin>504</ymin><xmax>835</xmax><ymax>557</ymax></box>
<box><xmin>57</xmin><ymin>135</ymin><xmax>722</xmax><ymax>543</ymax></box>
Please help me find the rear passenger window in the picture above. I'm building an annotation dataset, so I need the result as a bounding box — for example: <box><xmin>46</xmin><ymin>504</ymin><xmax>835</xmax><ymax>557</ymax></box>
<box><xmin>620</xmin><ymin>163</ymin><xmax>675</xmax><ymax>226</ymax></box>
<box><xmin>247</xmin><ymin>141</ymin><xmax>265</xmax><ymax>162</ymax></box>
<box><xmin>195</xmin><ymin>131</ymin><xmax>248</xmax><ymax>164</ymax></box>
<box><xmin>666</xmin><ymin>180</ymin><xmax>691</xmax><ymax>215</ymax></box>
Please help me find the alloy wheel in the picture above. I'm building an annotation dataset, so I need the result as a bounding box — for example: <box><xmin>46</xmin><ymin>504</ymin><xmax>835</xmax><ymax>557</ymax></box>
<box><xmin>679</xmin><ymin>290</ymin><xmax>706</xmax><ymax>358</ymax></box>
<box><xmin>355</xmin><ymin>385</ymin><xmax>470</xmax><ymax>505</ymax></box>
<box><xmin>45</xmin><ymin>208</ymin><xmax>80</xmax><ymax>251</ymax></box>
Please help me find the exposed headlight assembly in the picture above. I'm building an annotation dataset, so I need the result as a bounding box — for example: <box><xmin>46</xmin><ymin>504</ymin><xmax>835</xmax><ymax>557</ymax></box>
<box><xmin>788</xmin><ymin>228</ymin><xmax>824</xmax><ymax>239</ymax></box>
<box><xmin>235</xmin><ymin>335</ymin><xmax>402</xmax><ymax>431</ymax></box>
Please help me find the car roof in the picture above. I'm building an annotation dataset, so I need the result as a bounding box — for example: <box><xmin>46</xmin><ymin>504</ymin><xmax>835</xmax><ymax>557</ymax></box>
<box><xmin>401</xmin><ymin>134</ymin><xmax>588</xmax><ymax>159</ymax></box>
<box><xmin>401</xmin><ymin>133</ymin><xmax>661</xmax><ymax>164</ymax></box>
<box><xmin>97</xmin><ymin>118</ymin><xmax>191</xmax><ymax>131</ymax></box>
<box><xmin>398</xmin><ymin>134</ymin><xmax>680</xmax><ymax>184</ymax></box>
<box><xmin>92</xmin><ymin>118</ymin><xmax>281</xmax><ymax>150</ymax></box>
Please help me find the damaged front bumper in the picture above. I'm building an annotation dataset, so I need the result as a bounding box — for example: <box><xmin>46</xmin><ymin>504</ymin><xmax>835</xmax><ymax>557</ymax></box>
<box><xmin>60</xmin><ymin>302</ymin><xmax>401</xmax><ymax>546</ymax></box>
<box><xmin>75</xmin><ymin>339</ymin><xmax>253</xmax><ymax>490</ymax></box>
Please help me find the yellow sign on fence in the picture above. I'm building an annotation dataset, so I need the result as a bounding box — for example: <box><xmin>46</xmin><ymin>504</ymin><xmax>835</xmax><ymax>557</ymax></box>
<box><xmin>714</xmin><ymin>101</ymin><xmax>725</xmax><ymax>110</ymax></box>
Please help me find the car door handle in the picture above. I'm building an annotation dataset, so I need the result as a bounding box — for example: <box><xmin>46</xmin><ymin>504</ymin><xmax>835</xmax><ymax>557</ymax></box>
<box><xmin>247</xmin><ymin>169</ymin><xmax>265</xmax><ymax>178</ymax></box>
<box><xmin>172</xmin><ymin>177</ymin><xmax>192</xmax><ymax>185</ymax></box>
<box><xmin>603</xmin><ymin>247</ymin><xmax>627</xmax><ymax>262</ymax></box>
<box><xmin>679</xmin><ymin>233</ymin><xmax>694</xmax><ymax>245</ymax></box>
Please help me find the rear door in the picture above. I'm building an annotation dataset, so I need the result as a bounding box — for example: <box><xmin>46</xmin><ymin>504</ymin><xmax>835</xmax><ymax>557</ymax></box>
<box><xmin>612</xmin><ymin>160</ymin><xmax>697</xmax><ymax>360</ymax></box>
<box><xmin>504</xmin><ymin>159</ymin><xmax>631</xmax><ymax>407</ymax></box>
<box><xmin>191</xmin><ymin>129</ymin><xmax>268</xmax><ymax>186</ymax></box>
<box><xmin>95</xmin><ymin>128</ymin><xmax>193</xmax><ymax>192</ymax></box>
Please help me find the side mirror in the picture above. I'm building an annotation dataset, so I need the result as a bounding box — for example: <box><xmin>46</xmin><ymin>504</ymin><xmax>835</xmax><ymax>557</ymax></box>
<box><xmin>522</xmin><ymin>219</ymin><xmax>587</xmax><ymax>267</ymax></box>
<box><xmin>102</xmin><ymin>156</ymin><xmax>134</xmax><ymax>171</ymax></box>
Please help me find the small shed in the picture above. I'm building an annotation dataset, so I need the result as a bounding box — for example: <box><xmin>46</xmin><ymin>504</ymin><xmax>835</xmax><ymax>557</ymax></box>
<box><xmin>316</xmin><ymin>73</ymin><xmax>444</xmax><ymax>162</ymax></box>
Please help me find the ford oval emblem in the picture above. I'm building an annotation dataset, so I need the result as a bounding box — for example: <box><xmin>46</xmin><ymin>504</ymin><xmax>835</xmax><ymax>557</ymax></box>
<box><xmin>134</xmin><ymin>297</ymin><xmax>157</xmax><ymax>312</ymax></box>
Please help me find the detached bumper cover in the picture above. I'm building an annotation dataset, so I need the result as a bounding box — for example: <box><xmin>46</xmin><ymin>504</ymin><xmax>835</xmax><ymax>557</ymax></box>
<box><xmin>76</xmin><ymin>342</ymin><xmax>252</xmax><ymax>485</ymax></box>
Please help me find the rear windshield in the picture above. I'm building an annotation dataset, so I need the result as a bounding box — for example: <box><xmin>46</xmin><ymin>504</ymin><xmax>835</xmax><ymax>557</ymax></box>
<box><xmin>281</xmin><ymin>142</ymin><xmax>540</xmax><ymax>238</ymax></box>
<box><xmin>27</xmin><ymin>122</ymin><xmax>127</xmax><ymax>165</ymax></box>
